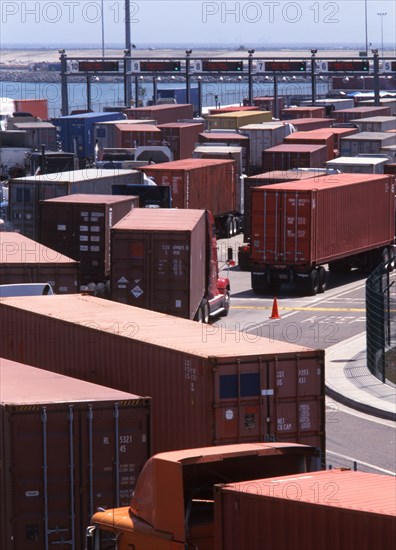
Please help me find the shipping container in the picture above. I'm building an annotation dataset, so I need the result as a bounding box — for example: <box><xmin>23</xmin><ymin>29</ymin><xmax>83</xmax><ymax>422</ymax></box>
<box><xmin>193</xmin><ymin>145</ymin><xmax>243</xmax><ymax>176</ymax></box>
<box><xmin>0</xmin><ymin>294</ymin><xmax>326</xmax><ymax>460</ymax></box>
<box><xmin>114</xmin><ymin>123</ymin><xmax>163</xmax><ymax>149</ymax></box>
<box><xmin>141</xmin><ymin>158</ymin><xmax>240</xmax><ymax>237</ymax></box>
<box><xmin>52</xmin><ymin>112</ymin><xmax>125</xmax><ymax>158</ymax></box>
<box><xmin>28</xmin><ymin>150</ymin><xmax>77</xmax><ymax>175</ymax></box>
<box><xmin>284</xmin><ymin>130</ymin><xmax>335</xmax><ymax>161</ymax></box>
<box><xmin>250</xmin><ymin>174</ymin><xmax>395</xmax><ymax>294</ymax></box>
<box><xmin>326</xmin><ymin>156</ymin><xmax>390</xmax><ymax>174</ymax></box>
<box><xmin>158</xmin><ymin>122</ymin><xmax>205</xmax><ymax>160</ymax></box>
<box><xmin>357</xmin><ymin>98</ymin><xmax>396</xmax><ymax>115</ymax></box>
<box><xmin>288</xmin><ymin>118</ymin><xmax>335</xmax><ymax>131</ymax></box>
<box><xmin>351</xmin><ymin>116</ymin><xmax>396</xmax><ymax>133</ymax></box>
<box><xmin>8</xmin><ymin>168</ymin><xmax>142</xmax><ymax>240</ymax></box>
<box><xmin>208</xmin><ymin>106</ymin><xmax>259</xmax><ymax>115</ymax></box>
<box><xmin>310</xmin><ymin>126</ymin><xmax>359</xmax><ymax>151</ymax></box>
<box><xmin>205</xmin><ymin>111</ymin><xmax>272</xmax><ymax>130</ymax></box>
<box><xmin>239</xmin><ymin>123</ymin><xmax>291</xmax><ymax>173</ymax></box>
<box><xmin>247</xmin><ymin>96</ymin><xmax>285</xmax><ymax>116</ymax></box>
<box><xmin>0</xmin><ymin>232</ymin><xmax>78</xmax><ymax>293</ymax></box>
<box><xmin>281</xmin><ymin>106</ymin><xmax>326</xmax><ymax>119</ymax></box>
<box><xmin>111</xmin><ymin>209</ymin><xmax>207</xmax><ymax>318</ymax></box>
<box><xmin>334</xmin><ymin>106</ymin><xmax>391</xmax><ymax>123</ymax></box>
<box><xmin>39</xmin><ymin>194</ymin><xmax>139</xmax><ymax>288</ymax></box>
<box><xmin>301</xmin><ymin>98</ymin><xmax>355</xmax><ymax>110</ymax></box>
<box><xmin>214</xmin><ymin>469</ymin><xmax>396</xmax><ymax>550</ymax></box>
<box><xmin>262</xmin><ymin>144</ymin><xmax>328</xmax><ymax>172</ymax></box>
<box><xmin>0</xmin><ymin>358</ymin><xmax>151</xmax><ymax>550</ymax></box>
<box><xmin>125</xmin><ymin>104</ymin><xmax>194</xmax><ymax>124</ymax></box>
<box><xmin>14</xmin><ymin>98</ymin><xmax>48</xmax><ymax>120</ymax></box>
<box><xmin>198</xmin><ymin>131</ymin><xmax>250</xmax><ymax>172</ymax></box>
<box><xmin>340</xmin><ymin>132</ymin><xmax>396</xmax><ymax>156</ymax></box>
<box><xmin>384</xmin><ymin>163</ymin><xmax>396</xmax><ymax>175</ymax></box>
<box><xmin>94</xmin><ymin>119</ymin><xmax>157</xmax><ymax>149</ymax></box>
<box><xmin>11</xmin><ymin>122</ymin><xmax>57</xmax><ymax>150</ymax></box>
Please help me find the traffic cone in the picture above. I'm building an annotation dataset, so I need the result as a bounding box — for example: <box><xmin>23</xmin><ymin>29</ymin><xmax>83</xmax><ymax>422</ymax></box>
<box><xmin>270</xmin><ymin>297</ymin><xmax>281</xmax><ymax>319</ymax></box>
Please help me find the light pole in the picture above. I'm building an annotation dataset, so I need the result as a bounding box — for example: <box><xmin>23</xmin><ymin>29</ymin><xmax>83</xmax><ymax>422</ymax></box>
<box><xmin>377</xmin><ymin>12</ymin><xmax>387</xmax><ymax>56</ymax></box>
<box><xmin>364</xmin><ymin>0</ymin><xmax>368</xmax><ymax>54</ymax></box>
<box><xmin>101</xmin><ymin>0</ymin><xmax>105</xmax><ymax>57</ymax></box>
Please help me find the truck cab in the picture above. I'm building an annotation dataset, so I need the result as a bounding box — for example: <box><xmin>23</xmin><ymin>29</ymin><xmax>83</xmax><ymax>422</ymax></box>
<box><xmin>86</xmin><ymin>442</ymin><xmax>320</xmax><ymax>550</ymax></box>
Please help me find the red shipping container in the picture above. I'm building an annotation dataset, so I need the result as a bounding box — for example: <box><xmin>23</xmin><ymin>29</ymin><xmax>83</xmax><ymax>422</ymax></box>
<box><xmin>0</xmin><ymin>232</ymin><xmax>78</xmax><ymax>294</ymax></box>
<box><xmin>334</xmin><ymin>106</ymin><xmax>391</xmax><ymax>123</ymax></box>
<box><xmin>13</xmin><ymin>98</ymin><xmax>48</xmax><ymax>120</ymax></box>
<box><xmin>39</xmin><ymin>194</ymin><xmax>139</xmax><ymax>287</ymax></box>
<box><xmin>250</xmin><ymin>96</ymin><xmax>285</xmax><ymax>116</ymax></box>
<box><xmin>284</xmin><ymin>130</ymin><xmax>335</xmax><ymax>160</ymax></box>
<box><xmin>214</xmin><ymin>470</ymin><xmax>396</xmax><ymax>550</ymax></box>
<box><xmin>114</xmin><ymin>123</ymin><xmax>162</xmax><ymax>148</ymax></box>
<box><xmin>281</xmin><ymin>106</ymin><xmax>326</xmax><ymax>119</ymax></box>
<box><xmin>111</xmin><ymin>209</ymin><xmax>206</xmax><ymax>319</ymax></box>
<box><xmin>158</xmin><ymin>122</ymin><xmax>204</xmax><ymax>159</ymax></box>
<box><xmin>0</xmin><ymin>358</ymin><xmax>151</xmax><ymax>550</ymax></box>
<box><xmin>141</xmin><ymin>158</ymin><xmax>236</xmax><ymax>215</ymax></box>
<box><xmin>124</xmin><ymin>104</ymin><xmax>194</xmax><ymax>124</ymax></box>
<box><xmin>288</xmin><ymin>118</ymin><xmax>335</xmax><ymax>131</ymax></box>
<box><xmin>307</xmin><ymin>126</ymin><xmax>359</xmax><ymax>151</ymax></box>
<box><xmin>250</xmin><ymin>174</ymin><xmax>395</xmax><ymax>266</ymax></box>
<box><xmin>0</xmin><ymin>294</ymin><xmax>325</xmax><ymax>460</ymax></box>
<box><xmin>262</xmin><ymin>144</ymin><xmax>328</xmax><ymax>172</ymax></box>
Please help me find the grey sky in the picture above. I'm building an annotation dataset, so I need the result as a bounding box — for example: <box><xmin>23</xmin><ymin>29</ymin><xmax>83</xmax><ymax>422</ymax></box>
<box><xmin>1</xmin><ymin>1</ymin><xmax>395</xmax><ymax>48</ymax></box>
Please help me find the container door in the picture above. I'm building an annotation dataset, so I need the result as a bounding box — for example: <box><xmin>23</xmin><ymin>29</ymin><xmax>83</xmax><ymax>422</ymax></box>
<box><xmin>9</xmin><ymin>405</ymin><xmax>80</xmax><ymax>549</ymax></box>
<box><xmin>76</xmin><ymin>204</ymin><xmax>107</xmax><ymax>285</ymax></box>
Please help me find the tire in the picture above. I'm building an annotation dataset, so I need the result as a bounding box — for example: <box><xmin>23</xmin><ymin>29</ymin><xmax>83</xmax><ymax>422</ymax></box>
<box><xmin>219</xmin><ymin>290</ymin><xmax>231</xmax><ymax>317</ymax></box>
<box><xmin>201</xmin><ymin>299</ymin><xmax>210</xmax><ymax>324</ymax></box>
<box><xmin>309</xmin><ymin>269</ymin><xmax>320</xmax><ymax>296</ymax></box>
<box><xmin>317</xmin><ymin>266</ymin><xmax>327</xmax><ymax>293</ymax></box>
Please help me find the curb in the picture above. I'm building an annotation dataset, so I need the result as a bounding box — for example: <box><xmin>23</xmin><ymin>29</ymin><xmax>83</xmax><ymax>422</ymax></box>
<box><xmin>325</xmin><ymin>384</ymin><xmax>396</xmax><ymax>422</ymax></box>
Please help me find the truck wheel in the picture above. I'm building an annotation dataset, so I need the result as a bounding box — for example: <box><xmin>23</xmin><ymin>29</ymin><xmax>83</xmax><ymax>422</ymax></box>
<box><xmin>219</xmin><ymin>290</ymin><xmax>231</xmax><ymax>317</ymax></box>
<box><xmin>309</xmin><ymin>269</ymin><xmax>320</xmax><ymax>296</ymax></box>
<box><xmin>201</xmin><ymin>299</ymin><xmax>210</xmax><ymax>324</ymax></box>
<box><xmin>317</xmin><ymin>266</ymin><xmax>327</xmax><ymax>293</ymax></box>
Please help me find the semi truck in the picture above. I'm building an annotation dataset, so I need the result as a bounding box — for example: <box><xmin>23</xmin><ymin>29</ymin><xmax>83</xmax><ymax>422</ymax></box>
<box><xmin>249</xmin><ymin>173</ymin><xmax>395</xmax><ymax>295</ymax></box>
<box><xmin>86</xmin><ymin>442</ymin><xmax>321</xmax><ymax>550</ymax></box>
<box><xmin>110</xmin><ymin>208</ymin><xmax>231</xmax><ymax>322</ymax></box>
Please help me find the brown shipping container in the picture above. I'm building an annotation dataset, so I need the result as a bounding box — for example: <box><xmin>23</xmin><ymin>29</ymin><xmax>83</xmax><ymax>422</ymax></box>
<box><xmin>214</xmin><ymin>470</ymin><xmax>396</xmax><ymax>550</ymax></box>
<box><xmin>357</xmin><ymin>98</ymin><xmax>396</xmax><ymax>115</ymax></box>
<box><xmin>208</xmin><ymin>106</ymin><xmax>259</xmax><ymax>115</ymax></box>
<box><xmin>141</xmin><ymin>158</ymin><xmax>236</xmax><ymax>215</ymax></box>
<box><xmin>0</xmin><ymin>358</ymin><xmax>151</xmax><ymax>550</ymax></box>
<box><xmin>0</xmin><ymin>232</ymin><xmax>78</xmax><ymax>293</ymax></box>
<box><xmin>288</xmin><ymin>118</ymin><xmax>335</xmax><ymax>131</ymax></box>
<box><xmin>250</xmin><ymin>96</ymin><xmax>285</xmax><ymax>116</ymax></box>
<box><xmin>94</xmin><ymin>119</ymin><xmax>157</xmax><ymax>149</ymax></box>
<box><xmin>158</xmin><ymin>122</ymin><xmax>205</xmax><ymax>160</ymax></box>
<box><xmin>125</xmin><ymin>104</ymin><xmax>194</xmax><ymax>124</ymax></box>
<box><xmin>39</xmin><ymin>194</ymin><xmax>139</xmax><ymax>287</ymax></box>
<box><xmin>0</xmin><ymin>294</ymin><xmax>326</xmax><ymax>460</ymax></box>
<box><xmin>205</xmin><ymin>111</ymin><xmax>272</xmax><ymax>130</ymax></box>
<box><xmin>114</xmin><ymin>123</ymin><xmax>163</xmax><ymax>149</ymax></box>
<box><xmin>243</xmin><ymin>171</ymin><xmax>321</xmax><ymax>241</ymax></box>
<box><xmin>14</xmin><ymin>98</ymin><xmax>49</xmax><ymax>120</ymax></box>
<box><xmin>304</xmin><ymin>126</ymin><xmax>359</xmax><ymax>151</ymax></box>
<box><xmin>250</xmin><ymin>174</ymin><xmax>395</xmax><ymax>266</ymax></box>
<box><xmin>12</xmin><ymin>122</ymin><xmax>57</xmax><ymax>150</ymax></box>
<box><xmin>284</xmin><ymin>131</ymin><xmax>335</xmax><ymax>161</ymax></box>
<box><xmin>352</xmin><ymin>116</ymin><xmax>396</xmax><ymax>133</ymax></box>
<box><xmin>334</xmin><ymin>106</ymin><xmax>391</xmax><ymax>123</ymax></box>
<box><xmin>262</xmin><ymin>144</ymin><xmax>328</xmax><ymax>172</ymax></box>
<box><xmin>281</xmin><ymin>106</ymin><xmax>326</xmax><ymax>119</ymax></box>
<box><xmin>111</xmin><ymin>209</ymin><xmax>206</xmax><ymax>319</ymax></box>
<box><xmin>384</xmin><ymin>163</ymin><xmax>396</xmax><ymax>175</ymax></box>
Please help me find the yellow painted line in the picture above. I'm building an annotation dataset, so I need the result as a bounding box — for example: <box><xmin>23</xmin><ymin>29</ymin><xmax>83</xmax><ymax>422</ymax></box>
<box><xmin>232</xmin><ymin>305</ymin><xmax>366</xmax><ymax>312</ymax></box>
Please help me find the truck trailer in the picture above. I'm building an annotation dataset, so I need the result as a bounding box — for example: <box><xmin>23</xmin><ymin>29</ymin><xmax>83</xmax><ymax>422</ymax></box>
<box><xmin>87</xmin><ymin>443</ymin><xmax>321</xmax><ymax>550</ymax></box>
<box><xmin>249</xmin><ymin>173</ymin><xmax>395</xmax><ymax>295</ymax></box>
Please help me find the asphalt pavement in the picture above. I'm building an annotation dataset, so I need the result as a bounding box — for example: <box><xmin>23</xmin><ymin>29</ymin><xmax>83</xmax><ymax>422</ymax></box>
<box><xmin>326</xmin><ymin>333</ymin><xmax>396</xmax><ymax>422</ymax></box>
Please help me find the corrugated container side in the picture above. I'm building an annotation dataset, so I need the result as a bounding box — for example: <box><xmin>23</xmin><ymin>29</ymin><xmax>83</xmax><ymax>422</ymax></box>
<box><xmin>340</xmin><ymin>132</ymin><xmax>396</xmax><ymax>156</ymax></box>
<box><xmin>0</xmin><ymin>295</ymin><xmax>325</xmax><ymax>459</ymax></box>
<box><xmin>198</xmin><ymin>132</ymin><xmax>250</xmax><ymax>172</ymax></box>
<box><xmin>158</xmin><ymin>122</ymin><xmax>205</xmax><ymax>160</ymax></box>
<box><xmin>239</xmin><ymin>124</ymin><xmax>288</xmax><ymax>171</ymax></box>
<box><xmin>288</xmin><ymin>118</ymin><xmax>335</xmax><ymax>131</ymax></box>
<box><xmin>110</xmin><ymin>210</ymin><xmax>206</xmax><ymax>319</ymax></box>
<box><xmin>14</xmin><ymin>98</ymin><xmax>49</xmax><ymax>120</ymax></box>
<box><xmin>0</xmin><ymin>359</ymin><xmax>150</xmax><ymax>550</ymax></box>
<box><xmin>250</xmin><ymin>96</ymin><xmax>285</xmax><ymax>116</ymax></box>
<box><xmin>214</xmin><ymin>470</ymin><xmax>396</xmax><ymax>550</ymax></box>
<box><xmin>124</xmin><ymin>104</ymin><xmax>194</xmax><ymax>124</ymax></box>
<box><xmin>262</xmin><ymin>144</ymin><xmax>328</xmax><ymax>172</ymax></box>
<box><xmin>250</xmin><ymin>175</ymin><xmax>394</xmax><ymax>266</ymax></box>
<box><xmin>142</xmin><ymin>159</ymin><xmax>237</xmax><ymax>215</ymax></box>
<box><xmin>284</xmin><ymin>132</ymin><xmax>335</xmax><ymax>160</ymax></box>
<box><xmin>205</xmin><ymin>111</ymin><xmax>272</xmax><ymax>130</ymax></box>
<box><xmin>39</xmin><ymin>195</ymin><xmax>139</xmax><ymax>285</ymax></box>
<box><xmin>114</xmin><ymin>124</ymin><xmax>163</xmax><ymax>149</ymax></box>
<box><xmin>281</xmin><ymin>106</ymin><xmax>326</xmax><ymax>119</ymax></box>
<box><xmin>0</xmin><ymin>232</ymin><xmax>79</xmax><ymax>293</ymax></box>
<box><xmin>357</xmin><ymin>99</ymin><xmax>396</xmax><ymax>115</ymax></box>
<box><xmin>352</xmin><ymin>117</ymin><xmax>396</xmax><ymax>133</ymax></box>
<box><xmin>334</xmin><ymin>106</ymin><xmax>391</xmax><ymax>123</ymax></box>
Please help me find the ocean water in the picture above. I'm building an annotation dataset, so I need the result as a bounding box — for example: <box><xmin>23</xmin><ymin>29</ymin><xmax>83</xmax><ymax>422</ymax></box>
<box><xmin>1</xmin><ymin>80</ymin><xmax>329</xmax><ymax>118</ymax></box>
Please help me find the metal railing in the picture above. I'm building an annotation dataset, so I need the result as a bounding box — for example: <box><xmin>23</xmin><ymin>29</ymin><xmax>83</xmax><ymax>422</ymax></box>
<box><xmin>366</xmin><ymin>259</ymin><xmax>396</xmax><ymax>383</ymax></box>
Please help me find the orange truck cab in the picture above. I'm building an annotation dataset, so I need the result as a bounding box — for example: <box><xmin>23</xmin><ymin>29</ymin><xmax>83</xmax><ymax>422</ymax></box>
<box><xmin>86</xmin><ymin>442</ymin><xmax>320</xmax><ymax>550</ymax></box>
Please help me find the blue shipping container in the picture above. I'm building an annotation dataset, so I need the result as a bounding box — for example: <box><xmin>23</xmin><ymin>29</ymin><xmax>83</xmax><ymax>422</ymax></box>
<box><xmin>51</xmin><ymin>112</ymin><xmax>126</xmax><ymax>159</ymax></box>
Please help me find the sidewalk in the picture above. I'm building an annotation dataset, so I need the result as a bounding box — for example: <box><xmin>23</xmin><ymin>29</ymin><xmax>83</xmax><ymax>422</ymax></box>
<box><xmin>326</xmin><ymin>333</ymin><xmax>396</xmax><ymax>421</ymax></box>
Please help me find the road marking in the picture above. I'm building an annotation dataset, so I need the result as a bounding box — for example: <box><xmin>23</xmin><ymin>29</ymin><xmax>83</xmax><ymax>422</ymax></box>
<box><xmin>232</xmin><ymin>305</ymin><xmax>366</xmax><ymax>312</ymax></box>
<box><xmin>326</xmin><ymin>451</ymin><xmax>395</xmax><ymax>476</ymax></box>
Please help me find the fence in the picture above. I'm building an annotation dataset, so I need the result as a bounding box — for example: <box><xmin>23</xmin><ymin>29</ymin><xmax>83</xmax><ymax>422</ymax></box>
<box><xmin>366</xmin><ymin>259</ymin><xmax>396</xmax><ymax>384</ymax></box>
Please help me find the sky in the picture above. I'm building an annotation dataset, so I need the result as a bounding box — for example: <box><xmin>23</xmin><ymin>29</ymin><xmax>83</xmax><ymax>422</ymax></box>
<box><xmin>1</xmin><ymin>0</ymin><xmax>395</xmax><ymax>49</ymax></box>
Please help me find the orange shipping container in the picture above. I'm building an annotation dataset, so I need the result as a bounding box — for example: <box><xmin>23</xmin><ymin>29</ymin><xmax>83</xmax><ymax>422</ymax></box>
<box><xmin>114</xmin><ymin>123</ymin><xmax>162</xmax><ymax>148</ymax></box>
<box><xmin>14</xmin><ymin>98</ymin><xmax>48</xmax><ymax>120</ymax></box>
<box><xmin>284</xmin><ymin>130</ymin><xmax>336</xmax><ymax>160</ymax></box>
<box><xmin>158</xmin><ymin>122</ymin><xmax>205</xmax><ymax>159</ymax></box>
